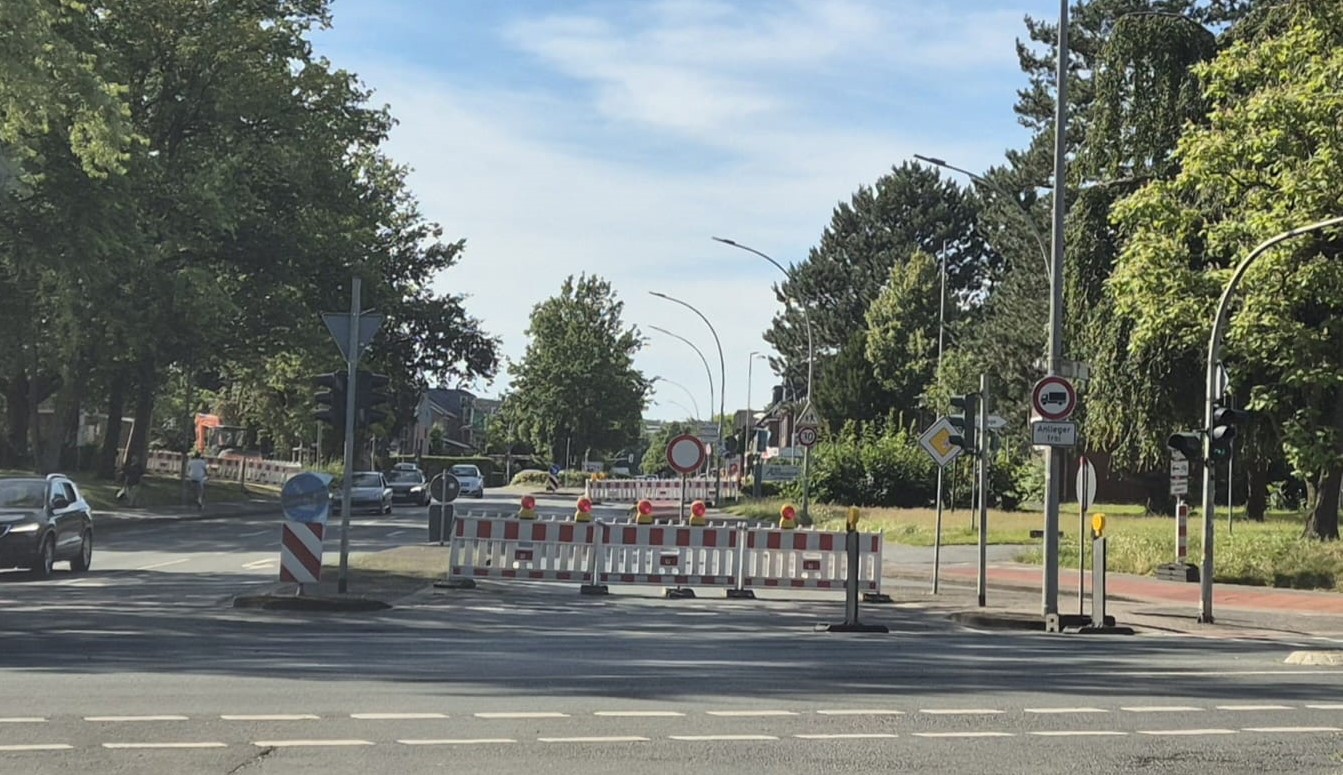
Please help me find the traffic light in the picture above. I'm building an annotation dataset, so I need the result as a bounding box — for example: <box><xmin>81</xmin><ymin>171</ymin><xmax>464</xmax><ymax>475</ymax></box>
<box><xmin>357</xmin><ymin>371</ymin><xmax>392</xmax><ymax>427</ymax></box>
<box><xmin>724</xmin><ymin>435</ymin><xmax>739</xmax><ymax>456</ymax></box>
<box><xmin>312</xmin><ymin>372</ymin><xmax>347</xmax><ymax>429</ymax></box>
<box><xmin>1208</xmin><ymin>405</ymin><xmax>1248</xmax><ymax>462</ymax></box>
<box><xmin>948</xmin><ymin>393</ymin><xmax>979</xmax><ymax>456</ymax></box>
<box><xmin>1167</xmin><ymin>431</ymin><xmax>1203</xmax><ymax>462</ymax></box>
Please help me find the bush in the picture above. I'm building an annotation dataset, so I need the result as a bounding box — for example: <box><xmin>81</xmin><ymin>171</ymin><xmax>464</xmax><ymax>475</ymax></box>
<box><xmin>806</xmin><ymin>423</ymin><xmax>937</xmax><ymax>508</ymax></box>
<box><xmin>508</xmin><ymin>469</ymin><xmax>589</xmax><ymax>487</ymax></box>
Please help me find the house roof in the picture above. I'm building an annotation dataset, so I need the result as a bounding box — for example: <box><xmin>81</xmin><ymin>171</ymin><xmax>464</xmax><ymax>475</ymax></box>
<box><xmin>423</xmin><ymin>387</ymin><xmax>475</xmax><ymax>417</ymax></box>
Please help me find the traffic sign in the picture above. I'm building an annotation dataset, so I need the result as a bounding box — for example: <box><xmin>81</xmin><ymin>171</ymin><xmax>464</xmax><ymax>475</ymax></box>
<box><xmin>986</xmin><ymin>414</ymin><xmax>1008</xmax><ymax>431</ymax></box>
<box><xmin>698</xmin><ymin>423</ymin><xmax>720</xmax><ymax>443</ymax></box>
<box><xmin>1170</xmin><ymin>459</ymin><xmax>1189</xmax><ymax>477</ymax></box>
<box><xmin>666</xmin><ymin>433</ymin><xmax>706</xmax><ymax>475</ymax></box>
<box><xmin>428</xmin><ymin>472</ymin><xmax>460</xmax><ymax>503</ymax></box>
<box><xmin>1031</xmin><ymin>420</ymin><xmax>1077</xmax><ymax>447</ymax></box>
<box><xmin>1170</xmin><ymin>476</ymin><xmax>1189</xmax><ymax>496</ymax></box>
<box><xmin>796</xmin><ymin>427</ymin><xmax>819</xmax><ymax>448</ymax></box>
<box><xmin>281</xmin><ymin>472</ymin><xmax>332</xmax><ymax>524</ymax></box>
<box><xmin>918</xmin><ymin>417</ymin><xmax>962</xmax><ymax>468</ymax></box>
<box><xmin>795</xmin><ymin>402</ymin><xmax>821</xmax><ymax>429</ymax></box>
<box><xmin>1031</xmin><ymin>375</ymin><xmax>1077</xmax><ymax>421</ymax></box>
<box><xmin>322</xmin><ymin>312</ymin><xmax>384</xmax><ymax>362</ymax></box>
<box><xmin>1076</xmin><ymin>456</ymin><xmax>1097</xmax><ymax>511</ymax></box>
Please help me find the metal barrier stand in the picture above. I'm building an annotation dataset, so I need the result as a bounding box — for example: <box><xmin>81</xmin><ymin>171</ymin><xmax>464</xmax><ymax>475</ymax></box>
<box><xmin>826</xmin><ymin>515</ymin><xmax>888</xmax><ymax>633</ymax></box>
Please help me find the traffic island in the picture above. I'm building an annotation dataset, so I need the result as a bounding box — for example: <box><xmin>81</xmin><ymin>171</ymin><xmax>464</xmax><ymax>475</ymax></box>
<box><xmin>1285</xmin><ymin>651</ymin><xmax>1343</xmax><ymax>666</ymax></box>
<box><xmin>232</xmin><ymin>594</ymin><xmax>391</xmax><ymax>612</ymax></box>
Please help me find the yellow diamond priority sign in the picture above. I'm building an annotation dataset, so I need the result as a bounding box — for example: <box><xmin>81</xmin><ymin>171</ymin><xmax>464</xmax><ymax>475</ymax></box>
<box><xmin>918</xmin><ymin>417</ymin><xmax>962</xmax><ymax>468</ymax></box>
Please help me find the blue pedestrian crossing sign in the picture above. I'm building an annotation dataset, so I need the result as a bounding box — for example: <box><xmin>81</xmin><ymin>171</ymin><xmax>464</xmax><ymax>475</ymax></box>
<box><xmin>281</xmin><ymin>472</ymin><xmax>333</xmax><ymax>524</ymax></box>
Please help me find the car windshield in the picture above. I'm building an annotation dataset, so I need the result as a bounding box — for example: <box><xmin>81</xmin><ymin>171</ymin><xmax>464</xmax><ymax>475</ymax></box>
<box><xmin>0</xmin><ymin>480</ymin><xmax>45</xmax><ymax>508</ymax></box>
<box><xmin>450</xmin><ymin>465</ymin><xmax>480</xmax><ymax>477</ymax></box>
<box><xmin>386</xmin><ymin>471</ymin><xmax>423</xmax><ymax>484</ymax></box>
<box><xmin>351</xmin><ymin>473</ymin><xmax>383</xmax><ymax>488</ymax></box>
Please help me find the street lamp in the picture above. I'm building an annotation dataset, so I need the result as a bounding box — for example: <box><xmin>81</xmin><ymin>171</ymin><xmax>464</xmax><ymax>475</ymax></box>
<box><xmin>650</xmin><ymin>292</ymin><xmax>726</xmax><ymax>502</ymax></box>
<box><xmin>648</xmin><ymin>324</ymin><xmax>716</xmax><ymax>448</ymax></box>
<box><xmin>651</xmin><ymin>376</ymin><xmax>702</xmax><ymax>420</ymax></box>
<box><xmin>912</xmin><ymin>154</ymin><xmax>1051</xmax><ymax>281</ymax></box>
<box><xmin>713</xmin><ymin>236</ymin><xmax>816</xmax><ymax>524</ymax></box>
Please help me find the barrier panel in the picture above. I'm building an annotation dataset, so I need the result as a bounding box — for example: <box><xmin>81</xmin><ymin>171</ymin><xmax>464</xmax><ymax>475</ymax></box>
<box><xmin>448</xmin><ymin>515</ymin><xmax>596</xmax><ymax>583</ymax></box>
<box><xmin>595</xmin><ymin>523</ymin><xmax>740</xmax><ymax>589</ymax></box>
<box><xmin>741</xmin><ymin>529</ymin><xmax>883</xmax><ymax>593</ymax></box>
<box><xmin>144</xmin><ymin>450</ymin><xmax>302</xmax><ymax>488</ymax></box>
<box><xmin>584</xmin><ymin>478</ymin><xmax>740</xmax><ymax>504</ymax></box>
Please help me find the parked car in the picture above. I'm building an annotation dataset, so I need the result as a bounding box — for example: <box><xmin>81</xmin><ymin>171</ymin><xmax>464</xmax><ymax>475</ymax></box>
<box><xmin>450</xmin><ymin>464</ymin><xmax>485</xmax><ymax>498</ymax></box>
<box><xmin>386</xmin><ymin>469</ymin><xmax>429</xmax><ymax>506</ymax></box>
<box><xmin>0</xmin><ymin>474</ymin><xmax>94</xmax><ymax>579</ymax></box>
<box><xmin>330</xmin><ymin>471</ymin><xmax>393</xmax><ymax>515</ymax></box>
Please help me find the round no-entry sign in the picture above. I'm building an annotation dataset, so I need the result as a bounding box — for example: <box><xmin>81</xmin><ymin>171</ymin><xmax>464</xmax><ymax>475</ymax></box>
<box><xmin>666</xmin><ymin>433</ymin><xmax>706</xmax><ymax>475</ymax></box>
<box><xmin>1031</xmin><ymin>375</ymin><xmax>1077</xmax><ymax>421</ymax></box>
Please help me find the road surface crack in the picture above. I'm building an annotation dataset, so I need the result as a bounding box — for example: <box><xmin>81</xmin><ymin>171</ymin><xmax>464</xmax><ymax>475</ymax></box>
<box><xmin>227</xmin><ymin>745</ymin><xmax>275</xmax><ymax>773</ymax></box>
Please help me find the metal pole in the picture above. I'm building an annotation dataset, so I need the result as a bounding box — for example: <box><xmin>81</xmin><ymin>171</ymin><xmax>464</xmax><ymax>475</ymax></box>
<box><xmin>1227</xmin><ymin>391</ymin><xmax>1235</xmax><ymax>535</ymax></box>
<box><xmin>932</xmin><ymin>244</ymin><xmax>947</xmax><ymax>594</ymax></box>
<box><xmin>747</xmin><ymin>353</ymin><xmax>755</xmax><ymax>498</ymax></box>
<box><xmin>977</xmin><ymin>373</ymin><xmax>990</xmax><ymax>608</ymax></box>
<box><xmin>680</xmin><ymin>474</ymin><xmax>687</xmax><ymax>520</ymax></box>
<box><xmin>933</xmin><ymin>465</ymin><xmax>944</xmax><ymax>594</ymax></box>
<box><xmin>1078</xmin><ymin>457</ymin><xmax>1087</xmax><ymax>617</ymax></box>
<box><xmin>337</xmin><ymin>277</ymin><xmax>360</xmax><ymax>594</ymax></box>
<box><xmin>1042</xmin><ymin>0</ymin><xmax>1070</xmax><ymax>621</ymax></box>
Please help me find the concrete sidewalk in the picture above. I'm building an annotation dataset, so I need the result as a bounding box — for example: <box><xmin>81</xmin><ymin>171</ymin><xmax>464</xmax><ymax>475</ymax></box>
<box><xmin>95</xmin><ymin>498</ymin><xmax>279</xmax><ymax>530</ymax></box>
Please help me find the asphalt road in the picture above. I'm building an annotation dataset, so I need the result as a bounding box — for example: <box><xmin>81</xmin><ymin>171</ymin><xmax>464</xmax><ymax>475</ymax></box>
<box><xmin>2</xmin><ymin>491</ymin><xmax>1341</xmax><ymax>774</ymax></box>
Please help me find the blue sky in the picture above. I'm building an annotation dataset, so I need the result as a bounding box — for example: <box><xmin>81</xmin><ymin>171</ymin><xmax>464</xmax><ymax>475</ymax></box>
<box><xmin>313</xmin><ymin>0</ymin><xmax>1059</xmax><ymax>421</ymax></box>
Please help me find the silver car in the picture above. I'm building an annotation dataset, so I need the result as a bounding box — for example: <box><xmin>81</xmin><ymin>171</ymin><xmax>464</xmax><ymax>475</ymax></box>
<box><xmin>330</xmin><ymin>471</ymin><xmax>393</xmax><ymax>515</ymax></box>
<box><xmin>450</xmin><ymin>464</ymin><xmax>485</xmax><ymax>498</ymax></box>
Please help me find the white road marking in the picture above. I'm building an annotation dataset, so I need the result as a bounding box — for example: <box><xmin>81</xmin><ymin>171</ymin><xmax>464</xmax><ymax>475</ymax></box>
<box><xmin>103</xmin><ymin>742</ymin><xmax>228</xmax><ymax>749</ymax></box>
<box><xmin>239</xmin><ymin>530</ymin><xmax>270</xmax><ymax>538</ymax></box>
<box><xmin>0</xmin><ymin>717</ymin><xmax>46</xmax><ymax>723</ymax></box>
<box><xmin>1030</xmin><ymin>731</ymin><xmax>1128</xmax><ymax>737</ymax></box>
<box><xmin>1242</xmin><ymin>726</ymin><xmax>1341</xmax><ymax>733</ymax></box>
<box><xmin>253</xmin><ymin>739</ymin><xmax>373</xmax><ymax>747</ymax></box>
<box><xmin>1306</xmin><ymin>704</ymin><xmax>1343</xmax><ymax>709</ymax></box>
<box><xmin>706</xmin><ymin>710</ymin><xmax>798</xmax><ymax>717</ymax></box>
<box><xmin>1024</xmin><ymin>707</ymin><xmax>1108</xmax><ymax>714</ymax></box>
<box><xmin>816</xmin><ymin>709</ymin><xmax>905</xmax><ymax>716</ymax></box>
<box><xmin>86</xmin><ymin>715</ymin><xmax>190</xmax><ymax>722</ymax></box>
<box><xmin>0</xmin><ymin>744</ymin><xmax>73</xmax><ymax>751</ymax></box>
<box><xmin>1121</xmin><ymin>706</ymin><xmax>1203</xmax><ymax>713</ymax></box>
<box><xmin>1216</xmin><ymin>704</ymin><xmax>1294</xmax><ymax>711</ymax></box>
<box><xmin>387</xmin><ymin>530</ymin><xmax>407</xmax><ymax>537</ymax></box>
<box><xmin>223</xmin><ymin>714</ymin><xmax>320</xmax><ymax>721</ymax></box>
<box><xmin>135</xmin><ymin>558</ymin><xmax>191</xmax><ymax>571</ymax></box>
<box><xmin>593</xmin><ymin>711</ymin><xmax>685</xmax><ymax>718</ymax></box>
<box><xmin>913</xmin><ymin>732</ymin><xmax>1015</xmax><ymax>738</ymax></box>
<box><xmin>242</xmin><ymin>559</ymin><xmax>277</xmax><ymax>569</ymax></box>
<box><xmin>474</xmin><ymin>712</ymin><xmax>568</xmax><ymax>719</ymax></box>
<box><xmin>399</xmin><ymin>738</ymin><xmax>517</xmax><ymax>745</ymax></box>
<box><xmin>538</xmin><ymin>736</ymin><xmax>649</xmax><ymax>743</ymax></box>
<box><xmin>919</xmin><ymin>708</ymin><xmax>1003</xmax><ymax>715</ymax></box>
<box><xmin>351</xmin><ymin>712</ymin><xmax>448</xmax><ymax>720</ymax></box>
<box><xmin>1138</xmin><ymin>729</ymin><xmax>1238</xmax><ymax>736</ymax></box>
<box><xmin>794</xmin><ymin>733</ymin><xmax>899</xmax><ymax>740</ymax></box>
<box><xmin>669</xmin><ymin>735</ymin><xmax>779</xmax><ymax>742</ymax></box>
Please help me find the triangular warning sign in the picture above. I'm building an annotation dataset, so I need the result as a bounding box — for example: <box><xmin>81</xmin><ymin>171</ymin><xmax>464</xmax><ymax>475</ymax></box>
<box><xmin>795</xmin><ymin>402</ymin><xmax>821</xmax><ymax>428</ymax></box>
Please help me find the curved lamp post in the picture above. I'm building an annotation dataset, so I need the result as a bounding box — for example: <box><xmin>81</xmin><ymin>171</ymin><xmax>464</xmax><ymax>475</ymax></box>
<box><xmin>1198</xmin><ymin>215</ymin><xmax>1343</xmax><ymax>623</ymax></box>
<box><xmin>713</xmin><ymin>236</ymin><xmax>816</xmax><ymax>524</ymax></box>
<box><xmin>648</xmin><ymin>323</ymin><xmax>716</xmax><ymax>455</ymax></box>
<box><xmin>650</xmin><ymin>292</ymin><xmax>726</xmax><ymax>502</ymax></box>
<box><xmin>651</xmin><ymin>376</ymin><xmax>702</xmax><ymax>420</ymax></box>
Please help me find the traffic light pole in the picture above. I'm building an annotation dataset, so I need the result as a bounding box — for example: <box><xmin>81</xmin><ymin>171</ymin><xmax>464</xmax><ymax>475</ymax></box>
<box><xmin>977</xmin><ymin>374</ymin><xmax>990</xmax><ymax>608</ymax></box>
<box><xmin>338</xmin><ymin>277</ymin><xmax>361</xmax><ymax>594</ymax></box>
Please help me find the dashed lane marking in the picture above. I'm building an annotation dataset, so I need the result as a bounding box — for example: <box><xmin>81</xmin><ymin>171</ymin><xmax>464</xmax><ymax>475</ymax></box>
<box><xmin>593</xmin><ymin>711</ymin><xmax>685</xmax><ymax>718</ymax></box>
<box><xmin>1121</xmin><ymin>706</ymin><xmax>1203</xmax><ymax>713</ymax></box>
<box><xmin>0</xmin><ymin>717</ymin><xmax>46</xmax><ymax>723</ymax></box>
<box><xmin>135</xmin><ymin>558</ymin><xmax>191</xmax><ymax>571</ymax></box>
<box><xmin>223</xmin><ymin>714</ymin><xmax>320</xmax><ymax>721</ymax></box>
<box><xmin>705</xmin><ymin>710</ymin><xmax>798</xmax><ymax>717</ymax></box>
<box><xmin>913</xmin><ymin>732</ymin><xmax>1015</xmax><ymax>738</ymax></box>
<box><xmin>351</xmin><ymin>713</ymin><xmax>448</xmax><ymax>720</ymax></box>
<box><xmin>1030</xmin><ymin>731</ymin><xmax>1128</xmax><ymax>737</ymax></box>
<box><xmin>1024</xmin><ymin>708</ymin><xmax>1108</xmax><ymax>714</ymax></box>
<box><xmin>252</xmin><ymin>739</ymin><xmax>373</xmax><ymax>748</ymax></box>
<box><xmin>1306</xmin><ymin>704</ymin><xmax>1343</xmax><ymax>710</ymax></box>
<box><xmin>242</xmin><ymin>559</ymin><xmax>277</xmax><ymax>570</ymax></box>
<box><xmin>103</xmin><ymin>742</ymin><xmax>228</xmax><ymax>749</ymax></box>
<box><xmin>86</xmin><ymin>715</ymin><xmax>190</xmax><ymax>722</ymax></box>
<box><xmin>399</xmin><ymin>739</ymin><xmax>517</xmax><ymax>746</ymax></box>
<box><xmin>1216</xmin><ymin>704</ymin><xmax>1294</xmax><ymax>711</ymax></box>
<box><xmin>1242</xmin><ymin>726</ymin><xmax>1341</xmax><ymax>733</ymax></box>
<box><xmin>538</xmin><ymin>736</ymin><xmax>649</xmax><ymax>743</ymax></box>
<box><xmin>794</xmin><ymin>733</ymin><xmax>899</xmax><ymax>740</ymax></box>
<box><xmin>1137</xmin><ymin>729</ymin><xmax>1237</xmax><ymax>736</ymax></box>
<box><xmin>669</xmin><ymin>735</ymin><xmax>779</xmax><ymax>742</ymax></box>
<box><xmin>474</xmin><ymin>712</ymin><xmax>568</xmax><ymax>719</ymax></box>
<box><xmin>0</xmin><ymin>744</ymin><xmax>73</xmax><ymax>751</ymax></box>
<box><xmin>919</xmin><ymin>709</ymin><xmax>1003</xmax><ymax>716</ymax></box>
<box><xmin>816</xmin><ymin>710</ymin><xmax>905</xmax><ymax>716</ymax></box>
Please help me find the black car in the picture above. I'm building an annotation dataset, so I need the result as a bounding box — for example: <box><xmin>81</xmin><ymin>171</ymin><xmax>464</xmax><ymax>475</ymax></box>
<box><xmin>0</xmin><ymin>475</ymin><xmax>94</xmax><ymax>579</ymax></box>
<box><xmin>386</xmin><ymin>469</ymin><xmax>429</xmax><ymax>506</ymax></box>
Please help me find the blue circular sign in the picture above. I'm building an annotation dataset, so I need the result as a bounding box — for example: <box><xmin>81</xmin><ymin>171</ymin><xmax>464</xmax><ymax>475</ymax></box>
<box><xmin>281</xmin><ymin>472</ymin><xmax>332</xmax><ymax>523</ymax></box>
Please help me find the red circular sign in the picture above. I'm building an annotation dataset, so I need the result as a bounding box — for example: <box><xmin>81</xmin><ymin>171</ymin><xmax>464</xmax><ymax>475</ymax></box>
<box><xmin>1031</xmin><ymin>376</ymin><xmax>1077</xmax><ymax>421</ymax></box>
<box><xmin>666</xmin><ymin>433</ymin><xmax>706</xmax><ymax>475</ymax></box>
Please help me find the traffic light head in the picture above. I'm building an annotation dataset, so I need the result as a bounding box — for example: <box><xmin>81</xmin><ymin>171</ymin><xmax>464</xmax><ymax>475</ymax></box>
<box><xmin>724</xmin><ymin>436</ymin><xmax>739</xmax><ymax>456</ymax></box>
<box><xmin>1167</xmin><ymin>431</ymin><xmax>1202</xmax><ymax>462</ymax></box>
<box><xmin>312</xmin><ymin>372</ymin><xmax>348</xmax><ymax>428</ymax></box>
<box><xmin>948</xmin><ymin>393</ymin><xmax>979</xmax><ymax>456</ymax></box>
<box><xmin>357</xmin><ymin>371</ymin><xmax>393</xmax><ymax>426</ymax></box>
<box><xmin>1208</xmin><ymin>406</ymin><xmax>1248</xmax><ymax>462</ymax></box>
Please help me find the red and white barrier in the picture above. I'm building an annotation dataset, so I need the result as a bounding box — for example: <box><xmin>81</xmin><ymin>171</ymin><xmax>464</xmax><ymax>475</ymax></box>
<box><xmin>740</xmin><ymin>529</ymin><xmax>882</xmax><ymax>592</ymax></box>
<box><xmin>449</xmin><ymin>516</ymin><xmax>596</xmax><ymax>583</ymax></box>
<box><xmin>595</xmin><ymin>524</ymin><xmax>739</xmax><ymax>587</ymax></box>
<box><xmin>280</xmin><ymin>522</ymin><xmax>325</xmax><ymax>584</ymax></box>
<box><xmin>145</xmin><ymin>450</ymin><xmax>303</xmax><ymax>488</ymax></box>
<box><xmin>1176</xmin><ymin>500</ymin><xmax>1189</xmax><ymax>564</ymax></box>
<box><xmin>584</xmin><ymin>478</ymin><xmax>740</xmax><ymax>504</ymax></box>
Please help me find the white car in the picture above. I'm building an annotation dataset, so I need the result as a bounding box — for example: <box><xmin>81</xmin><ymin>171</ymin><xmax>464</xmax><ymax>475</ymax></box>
<box><xmin>450</xmin><ymin>464</ymin><xmax>485</xmax><ymax>498</ymax></box>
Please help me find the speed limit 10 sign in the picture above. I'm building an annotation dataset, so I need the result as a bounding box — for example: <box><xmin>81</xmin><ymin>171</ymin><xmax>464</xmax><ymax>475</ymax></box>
<box><xmin>796</xmin><ymin>427</ymin><xmax>818</xmax><ymax>448</ymax></box>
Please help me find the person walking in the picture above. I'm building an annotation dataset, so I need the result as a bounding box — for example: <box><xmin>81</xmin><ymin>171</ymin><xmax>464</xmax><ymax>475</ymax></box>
<box><xmin>187</xmin><ymin>451</ymin><xmax>209</xmax><ymax>510</ymax></box>
<box><xmin>116</xmin><ymin>454</ymin><xmax>145</xmax><ymax>506</ymax></box>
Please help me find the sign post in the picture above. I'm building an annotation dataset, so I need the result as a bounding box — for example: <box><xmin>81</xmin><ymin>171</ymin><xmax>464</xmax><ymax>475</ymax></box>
<box><xmin>428</xmin><ymin>472</ymin><xmax>460</xmax><ymax>545</ymax></box>
<box><xmin>795</xmin><ymin>403</ymin><xmax>821</xmax><ymax>526</ymax></box>
<box><xmin>666</xmin><ymin>434</ymin><xmax>706</xmax><ymax>521</ymax></box>
<box><xmin>918</xmin><ymin>416</ymin><xmax>963</xmax><ymax>594</ymax></box>
<box><xmin>1075</xmin><ymin>455</ymin><xmax>1097</xmax><ymax>617</ymax></box>
<box><xmin>1031</xmin><ymin>374</ymin><xmax>1077</xmax><ymax>624</ymax></box>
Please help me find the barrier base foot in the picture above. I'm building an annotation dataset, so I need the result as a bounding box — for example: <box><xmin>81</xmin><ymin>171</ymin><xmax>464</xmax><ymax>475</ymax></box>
<box><xmin>580</xmin><ymin>584</ymin><xmax>609</xmax><ymax>596</ymax></box>
<box><xmin>1044</xmin><ymin>613</ymin><xmax>1062</xmax><ymax>633</ymax></box>
<box><xmin>863</xmin><ymin>592</ymin><xmax>893</xmax><ymax>604</ymax></box>
<box><xmin>433</xmin><ymin>578</ymin><xmax>477</xmax><ymax>590</ymax></box>
<box><xmin>726</xmin><ymin>589</ymin><xmax>756</xmax><ymax>600</ymax></box>
<box><xmin>664</xmin><ymin>587</ymin><xmax>696</xmax><ymax>599</ymax></box>
<box><xmin>825</xmin><ymin>621</ymin><xmax>889</xmax><ymax>634</ymax></box>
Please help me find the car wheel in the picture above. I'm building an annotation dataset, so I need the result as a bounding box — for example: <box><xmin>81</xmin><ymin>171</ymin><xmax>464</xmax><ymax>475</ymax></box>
<box><xmin>29</xmin><ymin>535</ymin><xmax>55</xmax><ymax>580</ymax></box>
<box><xmin>70</xmin><ymin>530</ymin><xmax>93</xmax><ymax>573</ymax></box>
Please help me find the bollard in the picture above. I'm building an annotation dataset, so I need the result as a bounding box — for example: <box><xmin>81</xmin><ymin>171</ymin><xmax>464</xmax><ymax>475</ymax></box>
<box><xmin>825</xmin><ymin>508</ymin><xmax>888</xmax><ymax>633</ymax></box>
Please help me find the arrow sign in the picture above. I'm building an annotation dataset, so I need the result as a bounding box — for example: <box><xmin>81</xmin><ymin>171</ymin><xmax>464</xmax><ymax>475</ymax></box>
<box><xmin>323</xmin><ymin>312</ymin><xmax>384</xmax><ymax>362</ymax></box>
<box><xmin>986</xmin><ymin>414</ymin><xmax>1008</xmax><ymax>431</ymax></box>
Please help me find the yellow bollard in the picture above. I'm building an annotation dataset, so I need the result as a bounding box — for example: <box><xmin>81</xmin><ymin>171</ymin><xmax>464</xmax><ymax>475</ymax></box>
<box><xmin>1091</xmin><ymin>513</ymin><xmax>1106</xmax><ymax>539</ymax></box>
<box><xmin>846</xmin><ymin>506</ymin><xmax>860</xmax><ymax>533</ymax></box>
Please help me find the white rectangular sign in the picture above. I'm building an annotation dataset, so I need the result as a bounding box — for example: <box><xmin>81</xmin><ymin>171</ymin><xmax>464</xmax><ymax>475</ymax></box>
<box><xmin>1031</xmin><ymin>420</ymin><xmax>1077</xmax><ymax>448</ymax></box>
<box><xmin>1170</xmin><ymin>460</ymin><xmax>1189</xmax><ymax>477</ymax></box>
<box><xmin>1170</xmin><ymin>475</ymin><xmax>1189</xmax><ymax>496</ymax></box>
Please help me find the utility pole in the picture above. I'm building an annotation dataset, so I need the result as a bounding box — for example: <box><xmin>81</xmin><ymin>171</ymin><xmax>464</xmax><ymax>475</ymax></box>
<box><xmin>337</xmin><ymin>277</ymin><xmax>360</xmax><ymax>594</ymax></box>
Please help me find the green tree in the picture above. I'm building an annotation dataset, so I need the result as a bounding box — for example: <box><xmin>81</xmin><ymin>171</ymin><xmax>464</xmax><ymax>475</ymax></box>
<box><xmin>864</xmin><ymin>251</ymin><xmax>946</xmax><ymax>418</ymax></box>
<box><xmin>812</xmin><ymin>331</ymin><xmax>902</xmax><ymax>433</ymax></box>
<box><xmin>508</xmin><ymin>274</ymin><xmax>649</xmax><ymax>464</ymax></box>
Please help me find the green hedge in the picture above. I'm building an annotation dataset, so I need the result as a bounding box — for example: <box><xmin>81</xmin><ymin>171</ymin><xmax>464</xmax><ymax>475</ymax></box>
<box><xmin>510</xmin><ymin>469</ymin><xmax>591</xmax><ymax>487</ymax></box>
